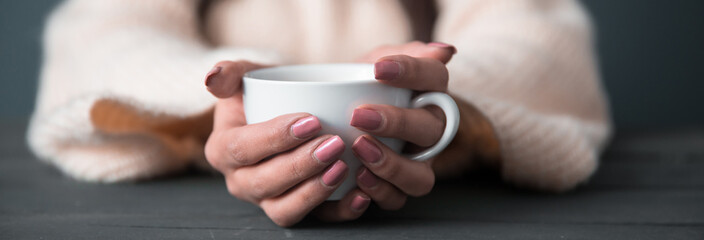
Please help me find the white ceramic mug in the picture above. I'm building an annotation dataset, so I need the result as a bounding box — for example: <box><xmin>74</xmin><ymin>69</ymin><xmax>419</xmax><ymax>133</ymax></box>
<box><xmin>243</xmin><ymin>64</ymin><xmax>460</xmax><ymax>200</ymax></box>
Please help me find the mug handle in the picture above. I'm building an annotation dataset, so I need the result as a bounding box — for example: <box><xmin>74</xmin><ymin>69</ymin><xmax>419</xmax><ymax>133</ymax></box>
<box><xmin>404</xmin><ymin>92</ymin><xmax>460</xmax><ymax>161</ymax></box>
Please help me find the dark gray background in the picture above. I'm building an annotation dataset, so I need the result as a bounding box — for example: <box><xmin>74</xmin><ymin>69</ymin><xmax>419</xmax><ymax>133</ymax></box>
<box><xmin>1</xmin><ymin>0</ymin><xmax>703</xmax><ymax>129</ymax></box>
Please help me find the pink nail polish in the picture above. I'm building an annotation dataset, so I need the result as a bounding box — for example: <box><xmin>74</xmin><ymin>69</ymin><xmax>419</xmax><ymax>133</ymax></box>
<box><xmin>357</xmin><ymin>168</ymin><xmax>379</xmax><ymax>188</ymax></box>
<box><xmin>350</xmin><ymin>195</ymin><xmax>371</xmax><ymax>211</ymax></box>
<box><xmin>428</xmin><ymin>42</ymin><xmax>457</xmax><ymax>54</ymax></box>
<box><xmin>352</xmin><ymin>137</ymin><xmax>382</xmax><ymax>164</ymax></box>
<box><xmin>350</xmin><ymin>108</ymin><xmax>382</xmax><ymax>131</ymax></box>
<box><xmin>204</xmin><ymin>66</ymin><xmax>222</xmax><ymax>87</ymax></box>
<box><xmin>374</xmin><ymin>61</ymin><xmax>400</xmax><ymax>80</ymax></box>
<box><xmin>291</xmin><ymin>116</ymin><xmax>321</xmax><ymax>139</ymax></box>
<box><xmin>313</xmin><ymin>136</ymin><xmax>345</xmax><ymax>164</ymax></box>
<box><xmin>322</xmin><ymin>160</ymin><xmax>348</xmax><ymax>187</ymax></box>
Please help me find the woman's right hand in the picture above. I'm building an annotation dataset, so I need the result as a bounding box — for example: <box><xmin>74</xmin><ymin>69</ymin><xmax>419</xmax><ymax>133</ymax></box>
<box><xmin>203</xmin><ymin>61</ymin><xmax>371</xmax><ymax>227</ymax></box>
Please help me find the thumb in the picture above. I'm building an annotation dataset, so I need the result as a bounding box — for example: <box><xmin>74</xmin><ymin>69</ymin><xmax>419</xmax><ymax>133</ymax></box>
<box><xmin>205</xmin><ymin>60</ymin><xmax>267</xmax><ymax>99</ymax></box>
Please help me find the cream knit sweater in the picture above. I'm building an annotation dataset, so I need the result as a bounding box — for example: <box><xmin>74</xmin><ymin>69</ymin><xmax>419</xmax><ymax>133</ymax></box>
<box><xmin>28</xmin><ymin>0</ymin><xmax>611</xmax><ymax>191</ymax></box>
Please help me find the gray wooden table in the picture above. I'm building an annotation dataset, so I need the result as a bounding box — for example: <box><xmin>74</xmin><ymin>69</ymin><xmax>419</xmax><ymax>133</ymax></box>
<box><xmin>1</xmin><ymin>120</ymin><xmax>703</xmax><ymax>239</ymax></box>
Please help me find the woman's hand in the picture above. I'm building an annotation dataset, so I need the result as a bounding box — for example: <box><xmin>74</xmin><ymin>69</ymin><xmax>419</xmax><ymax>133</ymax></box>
<box><xmin>204</xmin><ymin>41</ymin><xmax>457</xmax><ymax>225</ymax></box>
<box><xmin>314</xmin><ymin>41</ymin><xmax>458</xmax><ymax>217</ymax></box>
<box><xmin>204</xmin><ymin>61</ymin><xmax>372</xmax><ymax>227</ymax></box>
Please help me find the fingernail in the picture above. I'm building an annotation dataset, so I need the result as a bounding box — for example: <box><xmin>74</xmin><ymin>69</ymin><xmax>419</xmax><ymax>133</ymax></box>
<box><xmin>428</xmin><ymin>42</ymin><xmax>457</xmax><ymax>54</ymax></box>
<box><xmin>374</xmin><ymin>61</ymin><xmax>400</xmax><ymax>80</ymax></box>
<box><xmin>350</xmin><ymin>195</ymin><xmax>371</xmax><ymax>211</ymax></box>
<box><xmin>322</xmin><ymin>160</ymin><xmax>348</xmax><ymax>187</ymax></box>
<box><xmin>314</xmin><ymin>136</ymin><xmax>345</xmax><ymax>164</ymax></box>
<box><xmin>350</xmin><ymin>108</ymin><xmax>382</xmax><ymax>131</ymax></box>
<box><xmin>204</xmin><ymin>66</ymin><xmax>222</xmax><ymax>87</ymax></box>
<box><xmin>291</xmin><ymin>116</ymin><xmax>321</xmax><ymax>139</ymax></box>
<box><xmin>352</xmin><ymin>136</ymin><xmax>382</xmax><ymax>164</ymax></box>
<box><xmin>357</xmin><ymin>168</ymin><xmax>379</xmax><ymax>188</ymax></box>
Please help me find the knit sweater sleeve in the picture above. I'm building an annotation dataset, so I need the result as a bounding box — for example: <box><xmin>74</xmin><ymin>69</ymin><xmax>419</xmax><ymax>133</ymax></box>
<box><xmin>27</xmin><ymin>0</ymin><xmax>283</xmax><ymax>182</ymax></box>
<box><xmin>435</xmin><ymin>0</ymin><xmax>612</xmax><ymax>191</ymax></box>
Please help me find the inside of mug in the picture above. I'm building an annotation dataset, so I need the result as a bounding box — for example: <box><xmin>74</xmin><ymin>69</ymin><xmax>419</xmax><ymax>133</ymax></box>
<box><xmin>245</xmin><ymin>64</ymin><xmax>375</xmax><ymax>83</ymax></box>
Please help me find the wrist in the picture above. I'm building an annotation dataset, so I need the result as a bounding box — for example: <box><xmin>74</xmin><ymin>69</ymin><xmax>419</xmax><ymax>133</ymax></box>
<box><xmin>431</xmin><ymin>95</ymin><xmax>501</xmax><ymax>177</ymax></box>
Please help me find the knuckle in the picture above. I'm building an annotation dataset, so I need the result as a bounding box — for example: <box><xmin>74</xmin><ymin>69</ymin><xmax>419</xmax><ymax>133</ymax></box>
<box><xmin>225</xmin><ymin>178</ymin><xmax>241</xmax><ymax>197</ymax></box>
<box><xmin>226</xmin><ymin>140</ymin><xmax>252</xmax><ymax>166</ymax></box>
<box><xmin>381</xmin><ymin>195</ymin><xmax>407</xmax><ymax>211</ymax></box>
<box><xmin>288</xmin><ymin>155</ymin><xmax>306</xmax><ymax>180</ymax></box>
<box><xmin>306</xmin><ymin>190</ymin><xmax>324</xmax><ymax>207</ymax></box>
<box><xmin>231</xmin><ymin>60</ymin><xmax>254</xmax><ymax>73</ymax></box>
<box><xmin>272</xmin><ymin>125</ymin><xmax>293</xmax><ymax>148</ymax></box>
<box><xmin>408</xmin><ymin>175</ymin><xmax>435</xmax><ymax>197</ymax></box>
<box><xmin>375</xmin><ymin>159</ymin><xmax>400</xmax><ymax>182</ymax></box>
<box><xmin>394</xmin><ymin>196</ymin><xmax>408</xmax><ymax>210</ymax></box>
<box><xmin>248</xmin><ymin>177</ymin><xmax>269</xmax><ymax>200</ymax></box>
<box><xmin>266</xmin><ymin>210</ymin><xmax>297</xmax><ymax>227</ymax></box>
<box><xmin>297</xmin><ymin>187</ymin><xmax>320</xmax><ymax>208</ymax></box>
<box><xmin>385</xmin><ymin>107</ymin><xmax>406</xmax><ymax>135</ymax></box>
<box><xmin>396</xmin><ymin>109</ymin><xmax>409</xmax><ymax>135</ymax></box>
<box><xmin>274</xmin><ymin>113</ymin><xmax>306</xmax><ymax>140</ymax></box>
<box><xmin>402</xmin><ymin>57</ymin><xmax>421</xmax><ymax>80</ymax></box>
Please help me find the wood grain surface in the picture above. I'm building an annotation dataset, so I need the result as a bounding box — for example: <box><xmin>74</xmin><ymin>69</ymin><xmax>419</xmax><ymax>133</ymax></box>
<box><xmin>1</xmin><ymin>120</ymin><xmax>702</xmax><ymax>239</ymax></box>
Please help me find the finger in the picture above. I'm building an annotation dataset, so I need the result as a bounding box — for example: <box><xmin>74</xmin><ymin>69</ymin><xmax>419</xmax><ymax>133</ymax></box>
<box><xmin>313</xmin><ymin>189</ymin><xmax>371</xmax><ymax>222</ymax></box>
<box><xmin>351</xmin><ymin>135</ymin><xmax>435</xmax><ymax>197</ymax></box>
<box><xmin>396</xmin><ymin>41</ymin><xmax>456</xmax><ymax>64</ymax></box>
<box><xmin>205</xmin><ymin>60</ymin><xmax>266</xmax><ymax>98</ymax></box>
<box><xmin>357</xmin><ymin>41</ymin><xmax>425</xmax><ymax>63</ymax></box>
<box><xmin>229</xmin><ymin>135</ymin><xmax>345</xmax><ymax>202</ymax></box>
<box><xmin>259</xmin><ymin>160</ymin><xmax>349</xmax><ymax>227</ymax></box>
<box><xmin>356</xmin><ymin>168</ymin><xmax>407</xmax><ymax>210</ymax></box>
<box><xmin>205</xmin><ymin>113</ymin><xmax>321</xmax><ymax>169</ymax></box>
<box><xmin>358</xmin><ymin>41</ymin><xmax>457</xmax><ymax>64</ymax></box>
<box><xmin>374</xmin><ymin>55</ymin><xmax>449</xmax><ymax>91</ymax></box>
<box><xmin>350</xmin><ymin>104</ymin><xmax>445</xmax><ymax>147</ymax></box>
<box><xmin>424</xmin><ymin>42</ymin><xmax>457</xmax><ymax>64</ymax></box>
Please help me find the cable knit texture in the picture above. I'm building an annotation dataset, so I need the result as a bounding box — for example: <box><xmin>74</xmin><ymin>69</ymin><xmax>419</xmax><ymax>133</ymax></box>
<box><xmin>29</xmin><ymin>0</ymin><xmax>611</xmax><ymax>191</ymax></box>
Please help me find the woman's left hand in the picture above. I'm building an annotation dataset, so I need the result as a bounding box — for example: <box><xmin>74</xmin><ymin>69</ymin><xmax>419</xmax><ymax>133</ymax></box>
<box><xmin>314</xmin><ymin>41</ymin><xmax>457</xmax><ymax>221</ymax></box>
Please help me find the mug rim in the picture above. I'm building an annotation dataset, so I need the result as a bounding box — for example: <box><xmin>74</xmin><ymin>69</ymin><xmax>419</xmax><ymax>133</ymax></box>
<box><xmin>243</xmin><ymin>63</ymin><xmax>378</xmax><ymax>85</ymax></box>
